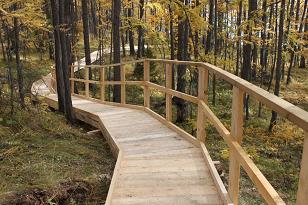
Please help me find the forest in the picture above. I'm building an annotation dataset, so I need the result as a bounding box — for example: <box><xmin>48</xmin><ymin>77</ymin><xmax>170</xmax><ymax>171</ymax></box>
<box><xmin>0</xmin><ymin>0</ymin><xmax>307</xmax><ymax>204</ymax></box>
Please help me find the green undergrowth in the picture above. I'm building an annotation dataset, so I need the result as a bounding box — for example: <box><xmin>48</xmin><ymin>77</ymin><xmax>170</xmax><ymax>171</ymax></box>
<box><xmin>0</xmin><ymin>99</ymin><xmax>115</xmax><ymax>204</ymax></box>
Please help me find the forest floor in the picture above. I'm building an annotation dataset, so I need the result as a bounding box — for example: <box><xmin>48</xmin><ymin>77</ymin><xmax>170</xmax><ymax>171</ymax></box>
<box><xmin>0</xmin><ymin>99</ymin><xmax>115</xmax><ymax>205</ymax></box>
<box><xmin>0</xmin><ymin>53</ymin><xmax>115</xmax><ymax>204</ymax></box>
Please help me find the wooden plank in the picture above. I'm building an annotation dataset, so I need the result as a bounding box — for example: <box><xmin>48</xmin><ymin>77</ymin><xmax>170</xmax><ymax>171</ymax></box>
<box><xmin>100</xmin><ymin>67</ymin><xmax>105</xmax><ymax>101</ymax></box>
<box><xmin>228</xmin><ymin>87</ymin><xmax>244</xmax><ymax>205</ymax></box>
<box><xmin>146</xmin><ymin>82</ymin><xmax>199</xmax><ymax>104</ymax></box>
<box><xmin>143</xmin><ymin>107</ymin><xmax>201</xmax><ymax>147</ymax></box>
<box><xmin>197</xmin><ymin>67</ymin><xmax>208</xmax><ymax>142</ymax></box>
<box><xmin>144</xmin><ymin>60</ymin><xmax>150</xmax><ymax>107</ymax></box>
<box><xmin>84</xmin><ymin>66</ymin><xmax>89</xmax><ymax>98</ymax></box>
<box><xmin>296</xmin><ymin>132</ymin><xmax>308</xmax><ymax>205</ymax></box>
<box><xmin>121</xmin><ymin>65</ymin><xmax>126</xmax><ymax>104</ymax></box>
<box><xmin>200</xmin><ymin>143</ymin><xmax>233</xmax><ymax>205</ymax></box>
<box><xmin>105</xmin><ymin>151</ymin><xmax>123</xmax><ymax>205</ymax></box>
<box><xmin>165</xmin><ymin>63</ymin><xmax>172</xmax><ymax>121</ymax></box>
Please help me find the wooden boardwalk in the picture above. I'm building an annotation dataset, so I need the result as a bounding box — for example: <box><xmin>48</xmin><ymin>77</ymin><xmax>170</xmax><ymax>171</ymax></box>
<box><xmin>37</xmin><ymin>58</ymin><xmax>308</xmax><ymax>205</ymax></box>
<box><xmin>45</xmin><ymin>94</ymin><xmax>228</xmax><ymax>205</ymax></box>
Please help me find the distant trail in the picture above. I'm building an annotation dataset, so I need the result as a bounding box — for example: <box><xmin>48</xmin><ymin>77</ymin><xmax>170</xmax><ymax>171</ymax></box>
<box><xmin>31</xmin><ymin>45</ymin><xmax>137</xmax><ymax>97</ymax></box>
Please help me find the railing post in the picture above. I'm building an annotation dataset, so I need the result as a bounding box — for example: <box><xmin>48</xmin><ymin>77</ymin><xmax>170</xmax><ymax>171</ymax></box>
<box><xmin>296</xmin><ymin>132</ymin><xmax>308</xmax><ymax>205</ymax></box>
<box><xmin>144</xmin><ymin>60</ymin><xmax>150</xmax><ymax>108</ymax></box>
<box><xmin>197</xmin><ymin>67</ymin><xmax>209</xmax><ymax>142</ymax></box>
<box><xmin>228</xmin><ymin>86</ymin><xmax>244</xmax><ymax>205</ymax></box>
<box><xmin>121</xmin><ymin>65</ymin><xmax>126</xmax><ymax>104</ymax></box>
<box><xmin>85</xmin><ymin>66</ymin><xmax>89</xmax><ymax>98</ymax></box>
<box><xmin>165</xmin><ymin>63</ymin><xmax>172</xmax><ymax>121</ymax></box>
<box><xmin>100</xmin><ymin>67</ymin><xmax>105</xmax><ymax>101</ymax></box>
<box><xmin>70</xmin><ymin>65</ymin><xmax>74</xmax><ymax>94</ymax></box>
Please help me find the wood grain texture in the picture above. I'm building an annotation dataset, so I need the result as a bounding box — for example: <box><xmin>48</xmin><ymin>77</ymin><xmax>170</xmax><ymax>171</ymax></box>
<box><xmin>45</xmin><ymin>94</ymin><xmax>226</xmax><ymax>205</ymax></box>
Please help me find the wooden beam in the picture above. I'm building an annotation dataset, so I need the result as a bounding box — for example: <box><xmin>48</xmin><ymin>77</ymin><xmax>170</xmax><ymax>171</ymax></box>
<box><xmin>100</xmin><ymin>67</ymin><xmax>105</xmax><ymax>101</ymax></box>
<box><xmin>144</xmin><ymin>60</ymin><xmax>150</xmax><ymax>107</ymax></box>
<box><xmin>296</xmin><ymin>132</ymin><xmax>308</xmax><ymax>205</ymax></box>
<box><xmin>228</xmin><ymin>86</ymin><xmax>244</xmax><ymax>205</ymax></box>
<box><xmin>146</xmin><ymin>82</ymin><xmax>199</xmax><ymax>104</ymax></box>
<box><xmin>121</xmin><ymin>65</ymin><xmax>126</xmax><ymax>104</ymax></box>
<box><xmin>165</xmin><ymin>63</ymin><xmax>172</xmax><ymax>121</ymax></box>
<box><xmin>197</xmin><ymin>67</ymin><xmax>209</xmax><ymax>142</ymax></box>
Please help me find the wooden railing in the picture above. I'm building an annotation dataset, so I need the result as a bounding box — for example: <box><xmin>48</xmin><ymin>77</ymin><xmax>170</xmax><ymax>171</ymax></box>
<box><xmin>51</xmin><ymin>59</ymin><xmax>308</xmax><ymax>205</ymax></box>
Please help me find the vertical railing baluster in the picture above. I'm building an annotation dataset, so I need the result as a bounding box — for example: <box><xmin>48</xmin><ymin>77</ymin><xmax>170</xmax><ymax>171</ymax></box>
<box><xmin>121</xmin><ymin>65</ymin><xmax>126</xmax><ymax>104</ymax></box>
<box><xmin>144</xmin><ymin>60</ymin><xmax>150</xmax><ymax>108</ymax></box>
<box><xmin>165</xmin><ymin>63</ymin><xmax>172</xmax><ymax>121</ymax></box>
<box><xmin>228</xmin><ymin>86</ymin><xmax>244</xmax><ymax>205</ymax></box>
<box><xmin>85</xmin><ymin>66</ymin><xmax>89</xmax><ymax>98</ymax></box>
<box><xmin>296</xmin><ymin>132</ymin><xmax>308</xmax><ymax>205</ymax></box>
<box><xmin>197</xmin><ymin>67</ymin><xmax>209</xmax><ymax>142</ymax></box>
<box><xmin>100</xmin><ymin>67</ymin><xmax>105</xmax><ymax>102</ymax></box>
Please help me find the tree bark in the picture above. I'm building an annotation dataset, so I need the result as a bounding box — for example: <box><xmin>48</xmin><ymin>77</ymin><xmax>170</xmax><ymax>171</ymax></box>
<box><xmin>13</xmin><ymin>4</ymin><xmax>25</xmax><ymax>108</ymax></box>
<box><xmin>175</xmin><ymin>0</ymin><xmax>189</xmax><ymax>123</ymax></box>
<box><xmin>112</xmin><ymin>0</ymin><xmax>121</xmax><ymax>103</ymax></box>
<box><xmin>137</xmin><ymin>0</ymin><xmax>144</xmax><ymax>58</ymax></box>
<box><xmin>269</xmin><ymin>0</ymin><xmax>286</xmax><ymax>131</ymax></box>
<box><xmin>59</xmin><ymin>0</ymin><xmax>74</xmax><ymax>123</ymax></box>
<box><xmin>128</xmin><ymin>0</ymin><xmax>135</xmax><ymax>56</ymax></box>
<box><xmin>81</xmin><ymin>0</ymin><xmax>91</xmax><ymax>66</ymax></box>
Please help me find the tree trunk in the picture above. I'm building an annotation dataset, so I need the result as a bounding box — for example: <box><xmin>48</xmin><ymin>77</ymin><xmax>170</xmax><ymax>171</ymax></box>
<box><xmin>59</xmin><ymin>0</ymin><xmax>74</xmax><ymax>123</ymax></box>
<box><xmin>112</xmin><ymin>0</ymin><xmax>121</xmax><ymax>103</ymax></box>
<box><xmin>81</xmin><ymin>0</ymin><xmax>91</xmax><ymax>66</ymax></box>
<box><xmin>13</xmin><ymin>4</ymin><xmax>25</xmax><ymax>108</ymax></box>
<box><xmin>128</xmin><ymin>0</ymin><xmax>135</xmax><ymax>56</ymax></box>
<box><xmin>50</xmin><ymin>0</ymin><xmax>66</xmax><ymax>112</ymax></box>
<box><xmin>137</xmin><ymin>0</ymin><xmax>144</xmax><ymax>58</ymax></box>
<box><xmin>176</xmin><ymin>0</ymin><xmax>189</xmax><ymax>123</ymax></box>
<box><xmin>235</xmin><ymin>0</ymin><xmax>242</xmax><ymax>76</ymax></box>
<box><xmin>205</xmin><ymin>0</ymin><xmax>214</xmax><ymax>54</ymax></box>
<box><xmin>269</xmin><ymin>0</ymin><xmax>286</xmax><ymax>131</ymax></box>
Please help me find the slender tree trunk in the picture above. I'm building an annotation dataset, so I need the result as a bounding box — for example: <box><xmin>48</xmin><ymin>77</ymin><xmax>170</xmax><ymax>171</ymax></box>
<box><xmin>137</xmin><ymin>0</ymin><xmax>144</xmax><ymax>58</ymax></box>
<box><xmin>176</xmin><ymin>0</ymin><xmax>189</xmax><ymax>123</ymax></box>
<box><xmin>112</xmin><ymin>0</ymin><xmax>121</xmax><ymax>103</ymax></box>
<box><xmin>169</xmin><ymin>3</ymin><xmax>175</xmax><ymax>89</ymax></box>
<box><xmin>128</xmin><ymin>0</ymin><xmax>135</xmax><ymax>56</ymax></box>
<box><xmin>13</xmin><ymin>4</ymin><xmax>25</xmax><ymax>108</ymax></box>
<box><xmin>205</xmin><ymin>0</ymin><xmax>214</xmax><ymax>54</ymax></box>
<box><xmin>81</xmin><ymin>0</ymin><xmax>91</xmax><ymax>66</ymax></box>
<box><xmin>236</xmin><ymin>0</ymin><xmax>242</xmax><ymax>76</ymax></box>
<box><xmin>269</xmin><ymin>0</ymin><xmax>286</xmax><ymax>131</ymax></box>
<box><xmin>59</xmin><ymin>0</ymin><xmax>74</xmax><ymax>123</ymax></box>
<box><xmin>50</xmin><ymin>0</ymin><xmax>66</xmax><ymax>112</ymax></box>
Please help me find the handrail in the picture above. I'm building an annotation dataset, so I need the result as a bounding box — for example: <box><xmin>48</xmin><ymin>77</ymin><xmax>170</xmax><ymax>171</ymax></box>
<box><xmin>50</xmin><ymin>59</ymin><xmax>308</xmax><ymax>205</ymax></box>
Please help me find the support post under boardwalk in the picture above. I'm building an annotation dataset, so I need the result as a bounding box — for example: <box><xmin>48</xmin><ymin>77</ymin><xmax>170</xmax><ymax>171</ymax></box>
<box><xmin>228</xmin><ymin>86</ymin><xmax>244</xmax><ymax>204</ymax></box>
<box><xmin>165</xmin><ymin>63</ymin><xmax>172</xmax><ymax>121</ymax></box>
<box><xmin>100</xmin><ymin>67</ymin><xmax>105</xmax><ymax>101</ymax></box>
<box><xmin>197</xmin><ymin>67</ymin><xmax>208</xmax><ymax>142</ymax></box>
<box><xmin>144</xmin><ymin>60</ymin><xmax>150</xmax><ymax>108</ymax></box>
<box><xmin>296</xmin><ymin>132</ymin><xmax>308</xmax><ymax>205</ymax></box>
